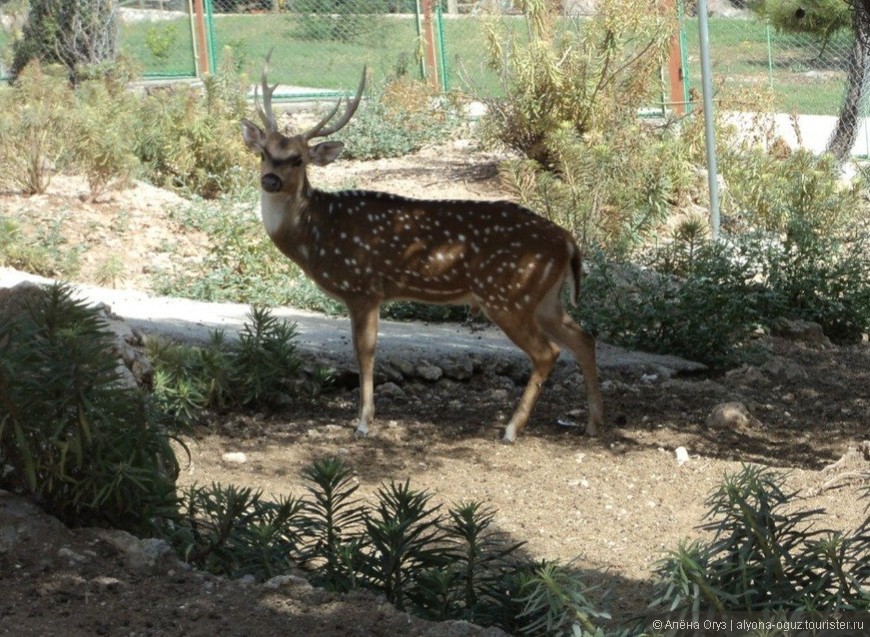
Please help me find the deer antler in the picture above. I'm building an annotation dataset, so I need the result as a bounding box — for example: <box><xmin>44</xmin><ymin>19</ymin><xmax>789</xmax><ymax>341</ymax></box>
<box><xmin>255</xmin><ymin>49</ymin><xmax>279</xmax><ymax>133</ymax></box>
<box><xmin>303</xmin><ymin>66</ymin><xmax>367</xmax><ymax>141</ymax></box>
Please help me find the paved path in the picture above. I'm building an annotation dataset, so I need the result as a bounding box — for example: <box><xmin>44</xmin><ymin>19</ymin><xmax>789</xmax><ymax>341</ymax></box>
<box><xmin>1</xmin><ymin>268</ymin><xmax>706</xmax><ymax>377</ymax></box>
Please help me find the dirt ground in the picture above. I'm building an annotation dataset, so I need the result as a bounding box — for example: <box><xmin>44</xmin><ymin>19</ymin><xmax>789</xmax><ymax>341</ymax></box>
<box><xmin>2</xmin><ymin>142</ymin><xmax>869</xmax><ymax>636</ymax></box>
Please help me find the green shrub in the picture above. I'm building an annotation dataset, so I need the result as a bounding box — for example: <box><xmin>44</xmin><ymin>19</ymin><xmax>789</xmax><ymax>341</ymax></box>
<box><xmin>723</xmin><ymin>147</ymin><xmax>864</xmax><ymax>234</ymax></box>
<box><xmin>10</xmin><ymin>0</ymin><xmax>118</xmax><ymax>83</ymax></box>
<box><xmin>148</xmin><ymin>306</ymin><xmax>310</xmax><ymax>423</ymax></box>
<box><xmin>174</xmin><ymin>483</ymin><xmax>304</xmax><ymax>579</ymax></box>
<box><xmin>134</xmin><ymin>54</ymin><xmax>255</xmax><ymax>198</ymax></box>
<box><xmin>0</xmin><ymin>60</ymin><xmax>71</xmax><ymax>194</ymax></box>
<box><xmin>760</xmin><ymin>219</ymin><xmax>870</xmax><ymax>343</ymax></box>
<box><xmin>71</xmin><ymin>78</ymin><xmax>141</xmax><ymax>200</ymax></box>
<box><xmin>481</xmin><ymin>0</ymin><xmax>673</xmax><ymax>165</ymax></box>
<box><xmin>0</xmin><ymin>283</ymin><xmax>181</xmax><ymax>534</ymax></box>
<box><xmin>170</xmin><ymin>456</ymin><xmax>608</xmax><ymax>634</ymax></box>
<box><xmin>578</xmin><ymin>231</ymin><xmax>763</xmax><ymax>367</ymax></box>
<box><xmin>336</xmin><ymin>75</ymin><xmax>458</xmax><ymax>160</ymax></box>
<box><xmin>653</xmin><ymin>465</ymin><xmax>870</xmax><ymax>617</ymax></box>
<box><xmin>501</xmin><ymin>122</ymin><xmax>698</xmax><ymax>254</ymax></box>
<box><xmin>299</xmin><ymin>456</ymin><xmax>369</xmax><ymax>592</ymax></box>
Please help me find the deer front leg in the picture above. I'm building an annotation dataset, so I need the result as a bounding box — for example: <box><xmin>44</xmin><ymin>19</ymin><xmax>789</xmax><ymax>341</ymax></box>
<box><xmin>348</xmin><ymin>300</ymin><xmax>380</xmax><ymax>437</ymax></box>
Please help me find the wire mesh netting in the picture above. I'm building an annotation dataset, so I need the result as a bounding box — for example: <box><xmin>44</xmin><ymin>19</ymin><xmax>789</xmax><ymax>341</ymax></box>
<box><xmin>0</xmin><ymin>1</ymin><xmax>197</xmax><ymax>80</ymax></box>
<box><xmin>1</xmin><ymin>1</ymin><xmax>864</xmax><ymax>128</ymax></box>
<box><xmin>678</xmin><ymin>0</ymin><xmax>860</xmax><ymax>117</ymax></box>
<box><xmin>206</xmin><ymin>0</ymin><xmax>428</xmax><ymax>97</ymax></box>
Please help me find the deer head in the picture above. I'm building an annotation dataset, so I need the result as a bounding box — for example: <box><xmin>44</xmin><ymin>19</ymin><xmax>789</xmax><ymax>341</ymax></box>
<box><xmin>240</xmin><ymin>50</ymin><xmax>366</xmax><ymax>197</ymax></box>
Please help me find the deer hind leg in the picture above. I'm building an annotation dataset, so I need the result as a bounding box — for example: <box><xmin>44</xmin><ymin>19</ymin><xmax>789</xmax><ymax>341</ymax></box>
<box><xmin>486</xmin><ymin>309</ymin><xmax>560</xmax><ymax>443</ymax></box>
<box><xmin>348</xmin><ymin>299</ymin><xmax>380</xmax><ymax>437</ymax></box>
<box><xmin>536</xmin><ymin>292</ymin><xmax>604</xmax><ymax>436</ymax></box>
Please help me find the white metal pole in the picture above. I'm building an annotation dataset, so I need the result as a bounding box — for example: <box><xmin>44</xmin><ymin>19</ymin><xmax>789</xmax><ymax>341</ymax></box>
<box><xmin>697</xmin><ymin>0</ymin><xmax>720</xmax><ymax>239</ymax></box>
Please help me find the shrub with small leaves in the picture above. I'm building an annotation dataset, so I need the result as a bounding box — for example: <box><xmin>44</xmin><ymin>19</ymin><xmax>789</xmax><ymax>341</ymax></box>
<box><xmin>148</xmin><ymin>306</ymin><xmax>309</xmax><ymax>422</ymax></box>
<box><xmin>652</xmin><ymin>465</ymin><xmax>870</xmax><ymax>618</ymax></box>
<box><xmin>134</xmin><ymin>53</ymin><xmax>255</xmax><ymax>198</ymax></box>
<box><xmin>0</xmin><ymin>60</ymin><xmax>71</xmax><ymax>194</ymax></box>
<box><xmin>336</xmin><ymin>76</ymin><xmax>458</xmax><ymax>161</ymax></box>
<box><xmin>0</xmin><ymin>283</ymin><xmax>181</xmax><ymax>534</ymax></box>
<box><xmin>173</xmin><ymin>483</ymin><xmax>305</xmax><ymax>580</ymax></box>
<box><xmin>71</xmin><ymin>78</ymin><xmax>140</xmax><ymax>201</ymax></box>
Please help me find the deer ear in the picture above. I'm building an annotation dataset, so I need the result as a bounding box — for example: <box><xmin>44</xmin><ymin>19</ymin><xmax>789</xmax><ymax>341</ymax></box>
<box><xmin>309</xmin><ymin>141</ymin><xmax>344</xmax><ymax>166</ymax></box>
<box><xmin>241</xmin><ymin>119</ymin><xmax>265</xmax><ymax>152</ymax></box>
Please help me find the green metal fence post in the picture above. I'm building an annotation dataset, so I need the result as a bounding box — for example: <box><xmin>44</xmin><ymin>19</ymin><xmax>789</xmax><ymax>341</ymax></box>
<box><xmin>436</xmin><ymin>2</ymin><xmax>449</xmax><ymax>92</ymax></box>
<box><xmin>204</xmin><ymin>0</ymin><xmax>218</xmax><ymax>75</ymax></box>
<box><xmin>677</xmin><ymin>0</ymin><xmax>691</xmax><ymax>113</ymax></box>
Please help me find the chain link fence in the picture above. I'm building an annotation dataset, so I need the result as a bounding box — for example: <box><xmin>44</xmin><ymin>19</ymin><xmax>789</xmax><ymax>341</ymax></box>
<box><xmin>0</xmin><ymin>1</ymin><xmax>197</xmax><ymax>80</ymax></box>
<box><xmin>678</xmin><ymin>1</ymin><xmax>857</xmax><ymax>117</ymax></box>
<box><xmin>206</xmin><ymin>0</ymin><xmax>433</xmax><ymax>97</ymax></box>
<box><xmin>1</xmin><ymin>1</ymin><xmax>864</xmax><ymax>135</ymax></box>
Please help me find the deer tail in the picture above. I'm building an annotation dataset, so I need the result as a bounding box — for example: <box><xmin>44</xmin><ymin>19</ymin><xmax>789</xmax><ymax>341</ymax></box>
<box><xmin>568</xmin><ymin>241</ymin><xmax>582</xmax><ymax>307</ymax></box>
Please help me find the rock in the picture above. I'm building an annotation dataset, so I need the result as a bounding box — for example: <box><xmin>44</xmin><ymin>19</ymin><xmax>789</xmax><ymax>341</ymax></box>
<box><xmin>675</xmin><ymin>447</ymin><xmax>690</xmax><ymax>465</ymax></box>
<box><xmin>441</xmin><ymin>357</ymin><xmax>474</xmax><ymax>381</ymax></box>
<box><xmin>771</xmin><ymin>318</ymin><xmax>831</xmax><ymax>346</ymax></box>
<box><xmin>387</xmin><ymin>356</ymin><xmax>416</xmax><ymax>379</ymax></box>
<box><xmin>416</xmin><ymin>360</ymin><xmax>444</xmax><ymax>382</ymax></box>
<box><xmin>222</xmin><ymin>451</ymin><xmax>248</xmax><ymax>464</ymax></box>
<box><xmin>706</xmin><ymin>401</ymin><xmax>760</xmax><ymax>431</ymax></box>
<box><xmin>378</xmin><ymin>381</ymin><xmax>407</xmax><ymax>401</ymax></box>
<box><xmin>92</xmin><ymin>528</ymin><xmax>177</xmax><ymax>573</ymax></box>
<box><xmin>263</xmin><ymin>574</ymin><xmax>313</xmax><ymax>591</ymax></box>
<box><xmin>761</xmin><ymin>356</ymin><xmax>808</xmax><ymax>380</ymax></box>
<box><xmin>725</xmin><ymin>364</ymin><xmax>768</xmax><ymax>385</ymax></box>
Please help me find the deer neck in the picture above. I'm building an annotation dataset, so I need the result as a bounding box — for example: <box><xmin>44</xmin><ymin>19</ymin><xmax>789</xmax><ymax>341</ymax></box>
<box><xmin>259</xmin><ymin>175</ymin><xmax>317</xmax><ymax>263</ymax></box>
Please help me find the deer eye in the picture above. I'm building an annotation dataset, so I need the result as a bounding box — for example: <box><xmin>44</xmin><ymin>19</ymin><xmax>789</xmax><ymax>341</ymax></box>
<box><xmin>273</xmin><ymin>155</ymin><xmax>303</xmax><ymax>167</ymax></box>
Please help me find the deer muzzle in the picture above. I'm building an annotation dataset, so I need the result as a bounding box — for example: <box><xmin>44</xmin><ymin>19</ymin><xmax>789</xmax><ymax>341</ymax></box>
<box><xmin>261</xmin><ymin>173</ymin><xmax>283</xmax><ymax>193</ymax></box>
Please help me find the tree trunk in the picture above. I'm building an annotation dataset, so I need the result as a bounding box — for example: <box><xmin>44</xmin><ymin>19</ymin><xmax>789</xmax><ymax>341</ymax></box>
<box><xmin>827</xmin><ymin>1</ymin><xmax>870</xmax><ymax>161</ymax></box>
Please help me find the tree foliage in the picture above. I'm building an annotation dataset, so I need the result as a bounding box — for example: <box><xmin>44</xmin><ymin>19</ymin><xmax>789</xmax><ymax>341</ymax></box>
<box><xmin>11</xmin><ymin>0</ymin><xmax>119</xmax><ymax>83</ymax></box>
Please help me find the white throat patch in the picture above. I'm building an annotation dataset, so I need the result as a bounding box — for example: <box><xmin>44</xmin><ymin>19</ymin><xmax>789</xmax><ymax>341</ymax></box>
<box><xmin>260</xmin><ymin>192</ymin><xmax>287</xmax><ymax>238</ymax></box>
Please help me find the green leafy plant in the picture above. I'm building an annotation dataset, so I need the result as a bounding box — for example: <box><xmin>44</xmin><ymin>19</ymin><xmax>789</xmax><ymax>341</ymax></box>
<box><xmin>174</xmin><ymin>483</ymin><xmax>305</xmax><ymax>579</ymax></box>
<box><xmin>652</xmin><ymin>465</ymin><xmax>870</xmax><ymax>618</ymax></box>
<box><xmin>71</xmin><ymin>78</ymin><xmax>141</xmax><ymax>201</ymax></box>
<box><xmin>336</xmin><ymin>76</ymin><xmax>458</xmax><ymax>161</ymax></box>
<box><xmin>362</xmin><ymin>479</ymin><xmax>448</xmax><ymax>610</ymax></box>
<box><xmin>516</xmin><ymin>561</ymin><xmax>611</xmax><ymax>637</ymax></box>
<box><xmin>0</xmin><ymin>60</ymin><xmax>70</xmax><ymax>195</ymax></box>
<box><xmin>578</xmin><ymin>234</ymin><xmax>763</xmax><ymax>367</ymax></box>
<box><xmin>500</xmin><ymin>122</ymin><xmax>698</xmax><ymax>254</ymax></box>
<box><xmin>299</xmin><ymin>456</ymin><xmax>368</xmax><ymax>592</ymax></box>
<box><xmin>418</xmin><ymin>501</ymin><xmax>526</xmax><ymax>624</ymax></box>
<box><xmin>144</xmin><ymin>22</ymin><xmax>178</xmax><ymax>65</ymax></box>
<box><xmin>0</xmin><ymin>283</ymin><xmax>181</xmax><ymax>534</ymax></box>
<box><xmin>148</xmin><ymin>306</ymin><xmax>309</xmax><ymax>423</ymax></box>
<box><xmin>723</xmin><ymin>147</ymin><xmax>864</xmax><ymax>234</ymax></box>
<box><xmin>760</xmin><ymin>219</ymin><xmax>870</xmax><ymax>343</ymax></box>
<box><xmin>134</xmin><ymin>53</ymin><xmax>254</xmax><ymax>198</ymax></box>
<box><xmin>481</xmin><ymin>0</ymin><xmax>673</xmax><ymax>165</ymax></box>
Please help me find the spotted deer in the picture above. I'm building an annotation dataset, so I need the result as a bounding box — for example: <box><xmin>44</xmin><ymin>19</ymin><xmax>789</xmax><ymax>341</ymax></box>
<box><xmin>240</xmin><ymin>54</ymin><xmax>604</xmax><ymax>443</ymax></box>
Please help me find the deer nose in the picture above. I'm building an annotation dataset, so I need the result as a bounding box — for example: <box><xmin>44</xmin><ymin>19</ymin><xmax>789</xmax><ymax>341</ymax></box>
<box><xmin>261</xmin><ymin>173</ymin><xmax>282</xmax><ymax>193</ymax></box>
